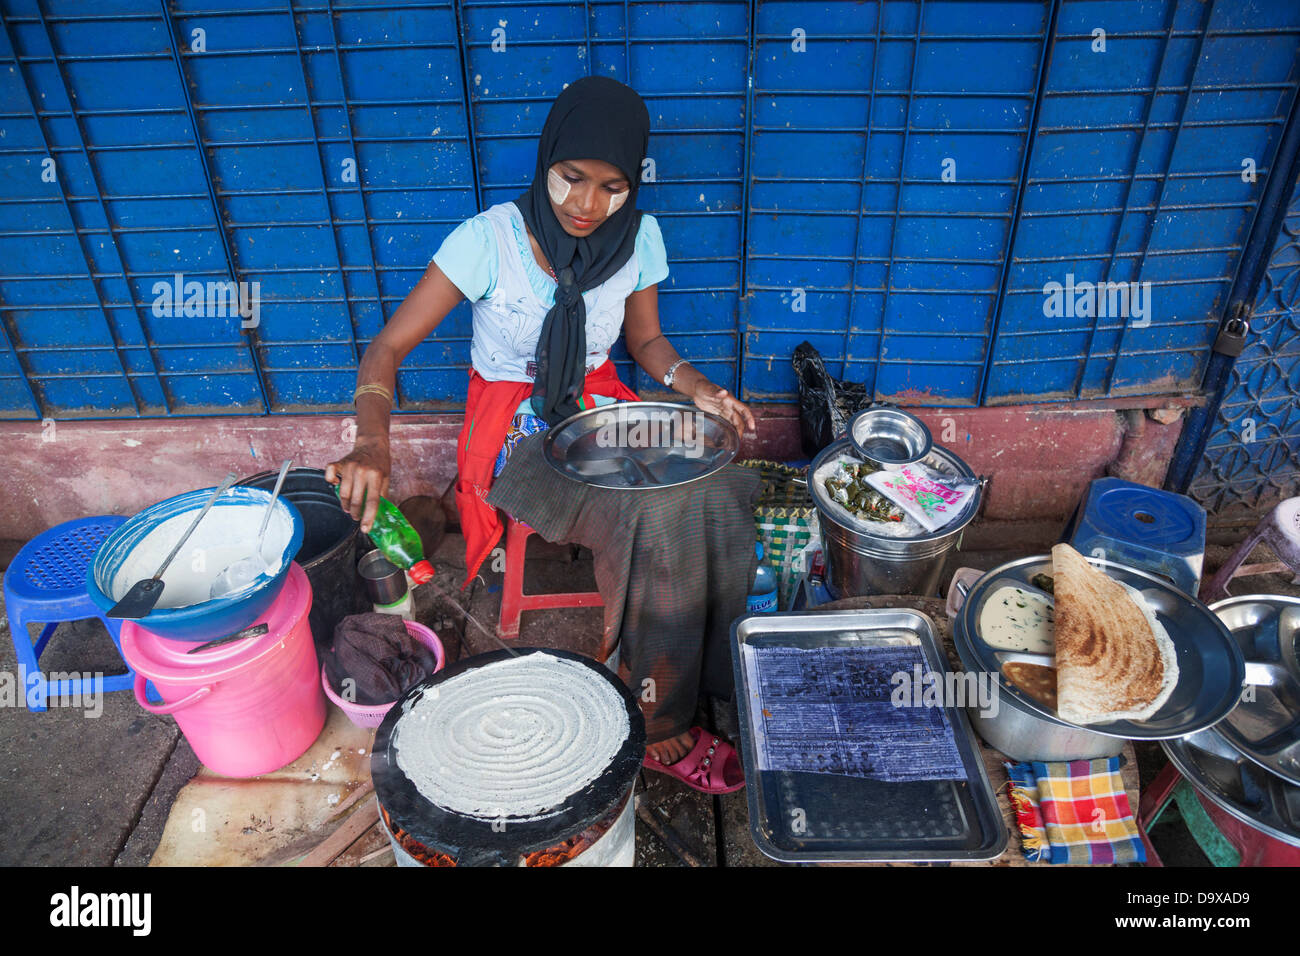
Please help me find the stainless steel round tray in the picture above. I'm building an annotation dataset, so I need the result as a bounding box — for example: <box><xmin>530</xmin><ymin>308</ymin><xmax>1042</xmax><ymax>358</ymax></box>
<box><xmin>954</xmin><ymin>554</ymin><xmax>1245</xmax><ymax>740</ymax></box>
<box><xmin>1207</xmin><ymin>594</ymin><xmax>1300</xmax><ymax>786</ymax></box>
<box><xmin>1162</xmin><ymin>729</ymin><xmax>1300</xmax><ymax>848</ymax></box>
<box><xmin>542</xmin><ymin>401</ymin><xmax>739</xmax><ymax>490</ymax></box>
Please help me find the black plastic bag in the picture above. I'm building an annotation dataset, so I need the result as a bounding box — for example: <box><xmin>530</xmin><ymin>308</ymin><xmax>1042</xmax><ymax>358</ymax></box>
<box><xmin>792</xmin><ymin>341</ymin><xmax>872</xmax><ymax>458</ymax></box>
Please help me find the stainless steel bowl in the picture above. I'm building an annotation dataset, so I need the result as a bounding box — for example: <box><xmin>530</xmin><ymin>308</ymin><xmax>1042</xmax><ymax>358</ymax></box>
<box><xmin>1206</xmin><ymin>595</ymin><xmax>1300</xmax><ymax>786</ymax></box>
<box><xmin>849</xmin><ymin>407</ymin><xmax>932</xmax><ymax>471</ymax></box>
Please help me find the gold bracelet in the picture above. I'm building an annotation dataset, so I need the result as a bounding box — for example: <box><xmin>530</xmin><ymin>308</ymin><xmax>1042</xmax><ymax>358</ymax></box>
<box><xmin>353</xmin><ymin>383</ymin><xmax>394</xmax><ymax>406</ymax></box>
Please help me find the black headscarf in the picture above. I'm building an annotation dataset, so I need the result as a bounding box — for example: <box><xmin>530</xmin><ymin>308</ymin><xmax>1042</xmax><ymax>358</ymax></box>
<box><xmin>514</xmin><ymin>76</ymin><xmax>650</xmax><ymax>425</ymax></box>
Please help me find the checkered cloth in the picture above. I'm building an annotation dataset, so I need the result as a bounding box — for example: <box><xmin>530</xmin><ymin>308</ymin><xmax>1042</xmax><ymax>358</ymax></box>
<box><xmin>486</xmin><ymin>431</ymin><xmax>763</xmax><ymax>743</ymax></box>
<box><xmin>1006</xmin><ymin>758</ymin><xmax>1145</xmax><ymax>864</ymax></box>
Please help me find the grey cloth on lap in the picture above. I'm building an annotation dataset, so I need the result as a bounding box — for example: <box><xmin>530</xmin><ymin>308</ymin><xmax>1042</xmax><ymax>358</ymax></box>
<box><xmin>485</xmin><ymin>431</ymin><xmax>762</xmax><ymax>742</ymax></box>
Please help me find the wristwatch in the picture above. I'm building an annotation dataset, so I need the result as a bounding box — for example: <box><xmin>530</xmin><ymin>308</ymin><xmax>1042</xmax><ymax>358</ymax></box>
<box><xmin>663</xmin><ymin>358</ymin><xmax>689</xmax><ymax>388</ymax></box>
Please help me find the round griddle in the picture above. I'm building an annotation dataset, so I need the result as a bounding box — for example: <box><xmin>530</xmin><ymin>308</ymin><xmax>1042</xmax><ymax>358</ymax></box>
<box><xmin>954</xmin><ymin>554</ymin><xmax>1245</xmax><ymax>740</ymax></box>
<box><xmin>371</xmin><ymin>647</ymin><xmax>646</xmax><ymax>867</ymax></box>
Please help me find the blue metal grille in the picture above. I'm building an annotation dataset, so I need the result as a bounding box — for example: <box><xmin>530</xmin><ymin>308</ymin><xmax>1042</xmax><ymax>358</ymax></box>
<box><xmin>1</xmin><ymin>0</ymin><xmax>1299</xmax><ymax>420</ymax></box>
<box><xmin>167</xmin><ymin>0</ymin><xmax>478</xmax><ymax>411</ymax></box>
<box><xmin>460</xmin><ymin>0</ymin><xmax>749</xmax><ymax>395</ymax></box>
<box><xmin>744</xmin><ymin>0</ymin><xmax>1051</xmax><ymax>405</ymax></box>
<box><xmin>1190</xmin><ymin>171</ymin><xmax>1300</xmax><ymax>520</ymax></box>
<box><xmin>985</xmin><ymin>0</ymin><xmax>1300</xmax><ymax>404</ymax></box>
<box><xmin>0</xmin><ymin>0</ymin><xmax>228</xmax><ymax>417</ymax></box>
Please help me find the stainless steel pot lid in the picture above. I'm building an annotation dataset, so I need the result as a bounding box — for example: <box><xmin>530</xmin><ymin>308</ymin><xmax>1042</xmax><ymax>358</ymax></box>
<box><xmin>954</xmin><ymin>555</ymin><xmax>1245</xmax><ymax>740</ymax></box>
<box><xmin>1162</xmin><ymin>729</ymin><xmax>1300</xmax><ymax>848</ymax></box>
<box><xmin>542</xmin><ymin>401</ymin><xmax>739</xmax><ymax>490</ymax></box>
<box><xmin>1206</xmin><ymin>594</ymin><xmax>1300</xmax><ymax>786</ymax></box>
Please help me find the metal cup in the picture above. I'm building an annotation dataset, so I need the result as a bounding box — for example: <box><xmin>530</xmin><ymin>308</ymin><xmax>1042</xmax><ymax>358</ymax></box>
<box><xmin>358</xmin><ymin>549</ymin><xmax>407</xmax><ymax>606</ymax></box>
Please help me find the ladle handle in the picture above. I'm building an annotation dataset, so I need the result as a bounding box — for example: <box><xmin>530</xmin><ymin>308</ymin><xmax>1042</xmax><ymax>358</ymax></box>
<box><xmin>152</xmin><ymin>472</ymin><xmax>238</xmax><ymax>581</ymax></box>
<box><xmin>257</xmin><ymin>459</ymin><xmax>293</xmax><ymax>541</ymax></box>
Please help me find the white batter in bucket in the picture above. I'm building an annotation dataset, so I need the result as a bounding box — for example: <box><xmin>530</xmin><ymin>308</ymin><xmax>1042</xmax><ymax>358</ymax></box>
<box><xmin>110</xmin><ymin>502</ymin><xmax>294</xmax><ymax>609</ymax></box>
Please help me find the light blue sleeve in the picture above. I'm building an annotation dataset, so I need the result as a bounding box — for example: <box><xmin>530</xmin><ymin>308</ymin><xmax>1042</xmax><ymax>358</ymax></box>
<box><xmin>633</xmin><ymin>213</ymin><xmax>670</xmax><ymax>291</ymax></box>
<box><xmin>431</xmin><ymin>215</ymin><xmax>498</xmax><ymax>302</ymax></box>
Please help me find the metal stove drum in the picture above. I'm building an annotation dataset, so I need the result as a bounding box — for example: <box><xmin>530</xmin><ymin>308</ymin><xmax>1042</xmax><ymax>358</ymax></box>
<box><xmin>371</xmin><ymin>647</ymin><xmax>645</xmax><ymax>867</ymax></box>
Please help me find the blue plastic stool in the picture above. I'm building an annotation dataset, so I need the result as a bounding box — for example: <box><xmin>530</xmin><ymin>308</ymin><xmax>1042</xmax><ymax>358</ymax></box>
<box><xmin>4</xmin><ymin>516</ymin><xmax>157</xmax><ymax>712</ymax></box>
<box><xmin>1063</xmin><ymin>477</ymin><xmax>1206</xmax><ymax>595</ymax></box>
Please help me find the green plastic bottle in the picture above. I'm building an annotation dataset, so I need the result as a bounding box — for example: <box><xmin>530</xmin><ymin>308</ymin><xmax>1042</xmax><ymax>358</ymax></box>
<box><xmin>333</xmin><ymin>485</ymin><xmax>435</xmax><ymax>585</ymax></box>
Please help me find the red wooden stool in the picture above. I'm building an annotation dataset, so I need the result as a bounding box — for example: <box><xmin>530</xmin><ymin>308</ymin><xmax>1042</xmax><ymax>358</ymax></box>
<box><xmin>497</xmin><ymin>517</ymin><xmax>607</xmax><ymax>654</ymax></box>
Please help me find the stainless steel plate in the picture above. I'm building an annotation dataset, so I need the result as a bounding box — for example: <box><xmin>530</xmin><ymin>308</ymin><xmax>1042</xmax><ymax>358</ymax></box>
<box><xmin>1208</xmin><ymin>595</ymin><xmax>1300</xmax><ymax>786</ymax></box>
<box><xmin>955</xmin><ymin>555</ymin><xmax>1245</xmax><ymax>740</ymax></box>
<box><xmin>542</xmin><ymin>401</ymin><xmax>739</xmax><ymax>490</ymax></box>
<box><xmin>731</xmin><ymin>608</ymin><xmax>1007</xmax><ymax>863</ymax></box>
<box><xmin>1162</xmin><ymin>729</ymin><xmax>1300</xmax><ymax>848</ymax></box>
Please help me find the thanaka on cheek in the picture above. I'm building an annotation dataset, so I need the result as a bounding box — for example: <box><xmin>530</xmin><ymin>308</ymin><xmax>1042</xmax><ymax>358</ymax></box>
<box><xmin>547</xmin><ymin>167</ymin><xmax>571</xmax><ymax>204</ymax></box>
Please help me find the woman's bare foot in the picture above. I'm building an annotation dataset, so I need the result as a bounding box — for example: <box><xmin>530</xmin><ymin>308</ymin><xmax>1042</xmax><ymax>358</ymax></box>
<box><xmin>646</xmin><ymin>730</ymin><xmax>696</xmax><ymax>766</ymax></box>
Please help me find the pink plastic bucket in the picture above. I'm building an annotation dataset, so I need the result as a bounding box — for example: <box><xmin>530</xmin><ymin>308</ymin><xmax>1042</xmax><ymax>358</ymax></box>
<box><xmin>322</xmin><ymin>620</ymin><xmax>445</xmax><ymax>729</ymax></box>
<box><xmin>121</xmin><ymin>562</ymin><xmax>326</xmax><ymax>778</ymax></box>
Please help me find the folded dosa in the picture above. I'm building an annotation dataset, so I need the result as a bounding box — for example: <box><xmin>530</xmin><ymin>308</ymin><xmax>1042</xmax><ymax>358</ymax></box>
<box><xmin>1051</xmin><ymin>543</ymin><xmax>1179</xmax><ymax>724</ymax></box>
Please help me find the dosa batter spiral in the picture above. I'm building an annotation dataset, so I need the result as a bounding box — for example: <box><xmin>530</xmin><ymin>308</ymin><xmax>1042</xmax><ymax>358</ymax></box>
<box><xmin>393</xmin><ymin>653</ymin><xmax>630</xmax><ymax>821</ymax></box>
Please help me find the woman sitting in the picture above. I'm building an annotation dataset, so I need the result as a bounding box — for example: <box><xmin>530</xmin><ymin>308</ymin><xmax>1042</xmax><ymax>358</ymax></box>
<box><xmin>328</xmin><ymin>76</ymin><xmax>757</xmax><ymax>794</ymax></box>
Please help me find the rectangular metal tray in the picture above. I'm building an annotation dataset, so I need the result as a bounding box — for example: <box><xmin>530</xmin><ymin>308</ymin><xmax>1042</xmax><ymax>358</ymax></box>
<box><xmin>731</xmin><ymin>608</ymin><xmax>1008</xmax><ymax>863</ymax></box>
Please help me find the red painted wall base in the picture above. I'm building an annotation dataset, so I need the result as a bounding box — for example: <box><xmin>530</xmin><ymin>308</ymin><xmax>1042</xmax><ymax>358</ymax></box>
<box><xmin>0</xmin><ymin>401</ymin><xmax>1187</xmax><ymax>548</ymax></box>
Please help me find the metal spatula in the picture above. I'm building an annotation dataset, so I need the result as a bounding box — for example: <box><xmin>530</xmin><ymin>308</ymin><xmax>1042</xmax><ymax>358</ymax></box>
<box><xmin>107</xmin><ymin>472</ymin><xmax>238</xmax><ymax>619</ymax></box>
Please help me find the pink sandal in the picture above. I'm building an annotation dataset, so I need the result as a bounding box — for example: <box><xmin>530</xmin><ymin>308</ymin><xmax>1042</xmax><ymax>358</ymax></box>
<box><xmin>643</xmin><ymin>726</ymin><xmax>745</xmax><ymax>794</ymax></box>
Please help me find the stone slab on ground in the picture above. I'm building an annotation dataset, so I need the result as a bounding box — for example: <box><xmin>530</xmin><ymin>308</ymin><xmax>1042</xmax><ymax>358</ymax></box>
<box><xmin>147</xmin><ymin>706</ymin><xmax>374</xmax><ymax>866</ymax></box>
<box><xmin>114</xmin><ymin>737</ymin><xmax>201</xmax><ymax>867</ymax></box>
<box><xmin>0</xmin><ymin>611</ymin><xmax>181</xmax><ymax>866</ymax></box>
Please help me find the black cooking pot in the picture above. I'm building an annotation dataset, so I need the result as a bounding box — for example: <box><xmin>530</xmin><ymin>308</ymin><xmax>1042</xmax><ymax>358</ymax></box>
<box><xmin>237</xmin><ymin>467</ymin><xmax>369</xmax><ymax>651</ymax></box>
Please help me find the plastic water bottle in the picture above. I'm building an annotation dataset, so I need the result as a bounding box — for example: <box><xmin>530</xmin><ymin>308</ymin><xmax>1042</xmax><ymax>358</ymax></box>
<box><xmin>748</xmin><ymin>541</ymin><xmax>778</xmax><ymax>613</ymax></box>
<box><xmin>333</xmin><ymin>485</ymin><xmax>435</xmax><ymax>585</ymax></box>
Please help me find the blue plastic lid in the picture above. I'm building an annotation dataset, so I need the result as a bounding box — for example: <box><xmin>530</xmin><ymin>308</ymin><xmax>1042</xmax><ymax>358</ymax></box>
<box><xmin>756</xmin><ymin>541</ymin><xmax>764</xmax><ymax>561</ymax></box>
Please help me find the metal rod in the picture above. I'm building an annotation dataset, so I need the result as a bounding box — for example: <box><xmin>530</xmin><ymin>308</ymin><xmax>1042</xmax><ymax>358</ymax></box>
<box><xmin>736</xmin><ymin>0</ymin><xmax>754</xmax><ymax>399</ymax></box>
<box><xmin>874</xmin><ymin>0</ymin><xmax>926</xmax><ymax>396</ymax></box>
<box><xmin>286</xmin><ymin>0</ymin><xmax>365</xmax><ymax>372</ymax></box>
<box><xmin>2</xmin><ymin>6</ymin><xmax>143</xmax><ymax>417</ymax></box>
<box><xmin>1166</xmin><ymin>58</ymin><xmax>1300</xmax><ymax>494</ymax></box>
<box><xmin>842</xmin><ymin>6</ymin><xmax>884</xmax><ymax>393</ymax></box>
<box><xmin>322</xmin><ymin>0</ymin><xmax>399</xmax><ymax>407</ymax></box>
<box><xmin>453</xmin><ymin>0</ymin><xmax>485</xmax><ymax>213</ymax></box>
<box><xmin>1101</xmin><ymin>0</ymin><xmax>1217</xmax><ymax>396</ymax></box>
<box><xmin>975</xmin><ymin>0</ymin><xmax>1061</xmax><ymax>407</ymax></box>
<box><xmin>34</xmin><ymin>0</ymin><xmax>171</xmax><ymax>414</ymax></box>
<box><xmin>1070</xmin><ymin>0</ymin><xmax>1181</xmax><ymax>399</ymax></box>
<box><xmin>157</xmin><ymin>0</ymin><xmax>272</xmax><ymax>413</ymax></box>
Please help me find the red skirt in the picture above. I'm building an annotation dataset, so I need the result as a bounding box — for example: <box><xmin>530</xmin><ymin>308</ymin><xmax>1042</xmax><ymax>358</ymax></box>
<box><xmin>454</xmin><ymin>362</ymin><xmax>639</xmax><ymax>587</ymax></box>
